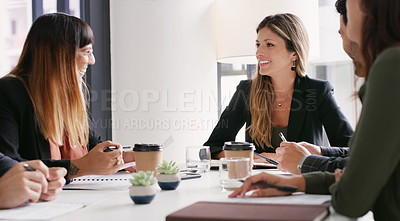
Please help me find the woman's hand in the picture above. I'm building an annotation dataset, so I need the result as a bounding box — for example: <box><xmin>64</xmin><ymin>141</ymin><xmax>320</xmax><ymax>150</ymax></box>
<box><xmin>334</xmin><ymin>168</ymin><xmax>345</xmax><ymax>182</ymax></box>
<box><xmin>297</xmin><ymin>142</ymin><xmax>322</xmax><ymax>155</ymax></box>
<box><xmin>0</xmin><ymin>160</ymin><xmax>49</xmax><ymax>209</ymax></box>
<box><xmin>228</xmin><ymin>172</ymin><xmax>305</xmax><ymax>198</ymax></box>
<box><xmin>39</xmin><ymin>167</ymin><xmax>67</xmax><ymax>201</ymax></box>
<box><xmin>122</xmin><ymin>151</ymin><xmax>136</xmax><ymax>172</ymax></box>
<box><xmin>275</xmin><ymin>142</ymin><xmax>311</xmax><ymax>175</ymax></box>
<box><xmin>70</xmin><ymin>141</ymin><xmax>123</xmax><ymax>178</ymax></box>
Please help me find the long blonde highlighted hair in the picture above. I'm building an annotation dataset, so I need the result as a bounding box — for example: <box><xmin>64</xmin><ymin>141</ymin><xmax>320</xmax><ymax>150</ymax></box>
<box><xmin>248</xmin><ymin>13</ymin><xmax>309</xmax><ymax>148</ymax></box>
<box><xmin>8</xmin><ymin>13</ymin><xmax>94</xmax><ymax>146</ymax></box>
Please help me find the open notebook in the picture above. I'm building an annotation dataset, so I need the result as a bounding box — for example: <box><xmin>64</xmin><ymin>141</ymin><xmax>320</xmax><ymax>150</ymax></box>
<box><xmin>63</xmin><ymin>171</ymin><xmax>132</xmax><ymax>190</ymax></box>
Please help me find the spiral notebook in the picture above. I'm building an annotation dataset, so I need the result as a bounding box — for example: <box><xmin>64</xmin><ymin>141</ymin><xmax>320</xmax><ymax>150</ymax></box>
<box><xmin>63</xmin><ymin>171</ymin><xmax>132</xmax><ymax>190</ymax></box>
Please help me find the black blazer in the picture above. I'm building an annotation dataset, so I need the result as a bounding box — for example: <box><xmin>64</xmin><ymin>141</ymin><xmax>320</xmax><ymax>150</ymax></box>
<box><xmin>0</xmin><ymin>77</ymin><xmax>102</xmax><ymax>172</ymax></box>
<box><xmin>204</xmin><ymin>75</ymin><xmax>354</xmax><ymax>158</ymax></box>
<box><xmin>0</xmin><ymin>152</ymin><xmax>17</xmax><ymax>177</ymax></box>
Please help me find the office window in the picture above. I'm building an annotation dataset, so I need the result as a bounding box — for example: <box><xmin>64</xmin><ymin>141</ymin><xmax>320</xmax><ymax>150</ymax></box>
<box><xmin>43</xmin><ymin>0</ymin><xmax>56</xmax><ymax>13</ymax></box>
<box><xmin>217</xmin><ymin>63</ymin><xmax>255</xmax><ymax>142</ymax></box>
<box><xmin>69</xmin><ymin>0</ymin><xmax>80</xmax><ymax>17</ymax></box>
<box><xmin>0</xmin><ymin>0</ymin><xmax>32</xmax><ymax>78</ymax></box>
<box><xmin>0</xmin><ymin>0</ymin><xmax>80</xmax><ymax>78</ymax></box>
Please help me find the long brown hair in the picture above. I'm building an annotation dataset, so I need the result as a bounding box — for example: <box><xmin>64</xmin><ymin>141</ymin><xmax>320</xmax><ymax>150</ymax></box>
<box><xmin>360</xmin><ymin>0</ymin><xmax>400</xmax><ymax>78</ymax></box>
<box><xmin>248</xmin><ymin>13</ymin><xmax>309</xmax><ymax>148</ymax></box>
<box><xmin>8</xmin><ymin>13</ymin><xmax>94</xmax><ymax>146</ymax></box>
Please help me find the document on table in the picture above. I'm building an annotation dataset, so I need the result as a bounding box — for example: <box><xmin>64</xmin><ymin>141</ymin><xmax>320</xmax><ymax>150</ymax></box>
<box><xmin>0</xmin><ymin>191</ymin><xmax>110</xmax><ymax>220</ymax></box>
<box><xmin>211</xmin><ymin>192</ymin><xmax>331</xmax><ymax>205</ymax></box>
<box><xmin>63</xmin><ymin>171</ymin><xmax>132</xmax><ymax>190</ymax></box>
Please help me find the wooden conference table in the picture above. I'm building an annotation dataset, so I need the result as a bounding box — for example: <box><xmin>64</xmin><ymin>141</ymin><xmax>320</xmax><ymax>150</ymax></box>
<box><xmin>50</xmin><ymin>169</ymin><xmax>373</xmax><ymax>221</ymax></box>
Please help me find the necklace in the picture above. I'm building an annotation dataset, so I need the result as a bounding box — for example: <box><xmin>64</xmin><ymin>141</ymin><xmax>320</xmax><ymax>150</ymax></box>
<box><xmin>274</xmin><ymin>98</ymin><xmax>291</xmax><ymax>109</ymax></box>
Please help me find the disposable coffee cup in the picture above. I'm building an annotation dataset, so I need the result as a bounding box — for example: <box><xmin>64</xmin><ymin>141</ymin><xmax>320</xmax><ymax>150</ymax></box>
<box><xmin>133</xmin><ymin>144</ymin><xmax>163</xmax><ymax>176</ymax></box>
<box><xmin>223</xmin><ymin>141</ymin><xmax>255</xmax><ymax>168</ymax></box>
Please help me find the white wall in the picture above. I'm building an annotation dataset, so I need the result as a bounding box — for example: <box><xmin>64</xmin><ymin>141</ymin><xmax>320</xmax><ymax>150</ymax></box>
<box><xmin>110</xmin><ymin>0</ymin><xmax>218</xmax><ymax>163</ymax></box>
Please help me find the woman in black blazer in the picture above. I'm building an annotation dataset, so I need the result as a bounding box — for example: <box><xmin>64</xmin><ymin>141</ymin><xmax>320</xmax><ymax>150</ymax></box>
<box><xmin>0</xmin><ymin>13</ymin><xmax>126</xmax><ymax>180</ymax></box>
<box><xmin>205</xmin><ymin>13</ymin><xmax>353</xmax><ymax>159</ymax></box>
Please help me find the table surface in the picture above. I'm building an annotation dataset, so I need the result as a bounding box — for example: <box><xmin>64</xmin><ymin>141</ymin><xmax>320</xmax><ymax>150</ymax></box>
<box><xmin>51</xmin><ymin>169</ymin><xmax>374</xmax><ymax>221</ymax></box>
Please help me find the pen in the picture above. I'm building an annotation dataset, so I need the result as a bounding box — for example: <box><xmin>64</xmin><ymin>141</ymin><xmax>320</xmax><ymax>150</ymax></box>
<box><xmin>239</xmin><ymin>180</ymin><xmax>298</xmax><ymax>192</ymax></box>
<box><xmin>104</xmin><ymin>145</ymin><xmax>131</xmax><ymax>152</ymax></box>
<box><xmin>23</xmin><ymin>163</ymin><xmax>36</xmax><ymax>171</ymax></box>
<box><xmin>278</xmin><ymin>132</ymin><xmax>287</xmax><ymax>142</ymax></box>
<box><xmin>254</xmin><ymin>152</ymin><xmax>279</xmax><ymax>165</ymax></box>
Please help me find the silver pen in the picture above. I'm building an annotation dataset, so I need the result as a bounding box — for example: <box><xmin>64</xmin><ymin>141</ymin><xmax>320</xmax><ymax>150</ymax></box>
<box><xmin>23</xmin><ymin>163</ymin><xmax>36</xmax><ymax>171</ymax></box>
<box><xmin>278</xmin><ymin>132</ymin><xmax>287</xmax><ymax>142</ymax></box>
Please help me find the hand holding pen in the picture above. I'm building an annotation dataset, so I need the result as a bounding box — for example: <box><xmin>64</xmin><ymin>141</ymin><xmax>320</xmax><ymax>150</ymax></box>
<box><xmin>0</xmin><ymin>160</ymin><xmax>49</xmax><ymax>208</ymax></box>
<box><xmin>239</xmin><ymin>180</ymin><xmax>297</xmax><ymax>192</ymax></box>
<box><xmin>229</xmin><ymin>172</ymin><xmax>300</xmax><ymax>199</ymax></box>
<box><xmin>275</xmin><ymin>134</ymin><xmax>312</xmax><ymax>175</ymax></box>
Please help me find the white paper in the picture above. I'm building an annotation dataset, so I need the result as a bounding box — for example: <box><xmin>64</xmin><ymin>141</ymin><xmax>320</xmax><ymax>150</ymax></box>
<box><xmin>210</xmin><ymin>192</ymin><xmax>331</xmax><ymax>205</ymax></box>
<box><xmin>0</xmin><ymin>190</ymin><xmax>112</xmax><ymax>220</ymax></box>
<box><xmin>0</xmin><ymin>202</ymin><xmax>85</xmax><ymax>220</ymax></box>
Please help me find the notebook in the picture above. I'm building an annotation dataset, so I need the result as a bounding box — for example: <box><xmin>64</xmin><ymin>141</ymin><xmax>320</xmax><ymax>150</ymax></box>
<box><xmin>166</xmin><ymin>201</ymin><xmax>330</xmax><ymax>221</ymax></box>
<box><xmin>63</xmin><ymin>171</ymin><xmax>132</xmax><ymax>190</ymax></box>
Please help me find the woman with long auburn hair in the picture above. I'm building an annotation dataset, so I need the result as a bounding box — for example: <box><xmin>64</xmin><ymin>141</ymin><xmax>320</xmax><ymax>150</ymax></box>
<box><xmin>205</xmin><ymin>13</ymin><xmax>353</xmax><ymax>160</ymax></box>
<box><xmin>230</xmin><ymin>0</ymin><xmax>400</xmax><ymax>219</ymax></box>
<box><xmin>0</xmin><ymin>13</ymin><xmax>127</xmax><ymax>180</ymax></box>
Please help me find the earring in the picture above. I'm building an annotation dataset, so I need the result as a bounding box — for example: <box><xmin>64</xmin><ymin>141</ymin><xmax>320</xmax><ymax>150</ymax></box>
<box><xmin>291</xmin><ymin>60</ymin><xmax>296</xmax><ymax>71</ymax></box>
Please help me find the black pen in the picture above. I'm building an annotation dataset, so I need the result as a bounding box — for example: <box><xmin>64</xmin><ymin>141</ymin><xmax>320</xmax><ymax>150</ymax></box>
<box><xmin>104</xmin><ymin>145</ymin><xmax>131</xmax><ymax>152</ymax></box>
<box><xmin>239</xmin><ymin>180</ymin><xmax>298</xmax><ymax>192</ymax></box>
<box><xmin>23</xmin><ymin>163</ymin><xmax>36</xmax><ymax>171</ymax></box>
<box><xmin>278</xmin><ymin>132</ymin><xmax>287</xmax><ymax>142</ymax></box>
<box><xmin>254</xmin><ymin>152</ymin><xmax>279</xmax><ymax>165</ymax></box>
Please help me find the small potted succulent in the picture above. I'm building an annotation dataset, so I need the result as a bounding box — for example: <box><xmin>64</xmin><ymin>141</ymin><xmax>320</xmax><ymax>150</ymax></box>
<box><xmin>129</xmin><ymin>171</ymin><xmax>157</xmax><ymax>204</ymax></box>
<box><xmin>156</xmin><ymin>160</ymin><xmax>181</xmax><ymax>190</ymax></box>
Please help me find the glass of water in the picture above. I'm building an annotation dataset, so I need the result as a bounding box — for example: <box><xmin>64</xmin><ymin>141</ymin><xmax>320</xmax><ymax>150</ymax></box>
<box><xmin>219</xmin><ymin>157</ymin><xmax>251</xmax><ymax>191</ymax></box>
<box><xmin>186</xmin><ymin>146</ymin><xmax>211</xmax><ymax>173</ymax></box>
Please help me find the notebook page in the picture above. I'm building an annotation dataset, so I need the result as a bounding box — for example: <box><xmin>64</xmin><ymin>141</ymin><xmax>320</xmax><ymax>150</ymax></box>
<box><xmin>63</xmin><ymin>171</ymin><xmax>132</xmax><ymax>190</ymax></box>
<box><xmin>0</xmin><ymin>190</ymin><xmax>113</xmax><ymax>220</ymax></box>
<box><xmin>210</xmin><ymin>192</ymin><xmax>331</xmax><ymax>205</ymax></box>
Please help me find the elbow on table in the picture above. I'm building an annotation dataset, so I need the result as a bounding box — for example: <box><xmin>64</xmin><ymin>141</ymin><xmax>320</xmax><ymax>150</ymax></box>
<box><xmin>332</xmin><ymin>199</ymin><xmax>370</xmax><ymax>218</ymax></box>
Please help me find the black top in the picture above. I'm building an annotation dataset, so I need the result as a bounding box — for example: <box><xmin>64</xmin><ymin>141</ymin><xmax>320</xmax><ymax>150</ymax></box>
<box><xmin>271</xmin><ymin>126</ymin><xmax>288</xmax><ymax>148</ymax></box>
<box><xmin>204</xmin><ymin>75</ymin><xmax>354</xmax><ymax>158</ymax></box>
<box><xmin>0</xmin><ymin>77</ymin><xmax>102</xmax><ymax>173</ymax></box>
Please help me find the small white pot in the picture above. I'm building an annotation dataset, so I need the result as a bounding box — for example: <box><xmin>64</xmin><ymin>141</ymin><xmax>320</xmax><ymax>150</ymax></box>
<box><xmin>129</xmin><ymin>184</ymin><xmax>157</xmax><ymax>204</ymax></box>
<box><xmin>157</xmin><ymin>174</ymin><xmax>181</xmax><ymax>190</ymax></box>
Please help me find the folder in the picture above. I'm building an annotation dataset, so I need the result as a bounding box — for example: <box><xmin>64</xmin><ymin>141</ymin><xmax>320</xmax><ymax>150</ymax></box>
<box><xmin>166</xmin><ymin>201</ymin><xmax>329</xmax><ymax>221</ymax></box>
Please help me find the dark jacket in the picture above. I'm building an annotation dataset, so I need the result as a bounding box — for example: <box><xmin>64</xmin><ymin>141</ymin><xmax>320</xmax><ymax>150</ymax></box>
<box><xmin>204</xmin><ymin>75</ymin><xmax>354</xmax><ymax>158</ymax></box>
<box><xmin>0</xmin><ymin>77</ymin><xmax>102</xmax><ymax>173</ymax></box>
<box><xmin>0</xmin><ymin>153</ymin><xmax>17</xmax><ymax>177</ymax></box>
<box><xmin>304</xmin><ymin>47</ymin><xmax>400</xmax><ymax>220</ymax></box>
<box><xmin>301</xmin><ymin>147</ymin><xmax>349</xmax><ymax>173</ymax></box>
